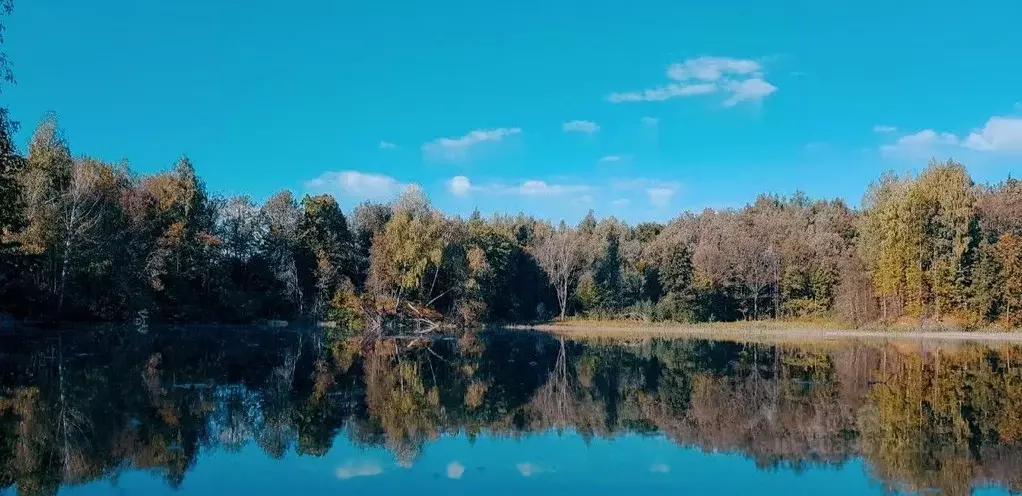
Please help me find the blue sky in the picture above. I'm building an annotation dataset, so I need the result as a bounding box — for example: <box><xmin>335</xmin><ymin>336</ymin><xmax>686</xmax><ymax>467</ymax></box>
<box><xmin>6</xmin><ymin>0</ymin><xmax>1022</xmax><ymax>222</ymax></box>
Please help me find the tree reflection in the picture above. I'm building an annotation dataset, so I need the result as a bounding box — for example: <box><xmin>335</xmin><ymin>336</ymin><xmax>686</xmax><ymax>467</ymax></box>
<box><xmin>1</xmin><ymin>329</ymin><xmax>1022</xmax><ymax>494</ymax></box>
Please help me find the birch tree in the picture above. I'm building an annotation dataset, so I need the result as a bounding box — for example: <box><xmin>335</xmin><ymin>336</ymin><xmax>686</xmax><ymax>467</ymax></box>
<box><xmin>531</xmin><ymin>223</ymin><xmax>587</xmax><ymax>319</ymax></box>
<box><xmin>56</xmin><ymin>158</ymin><xmax>102</xmax><ymax>312</ymax></box>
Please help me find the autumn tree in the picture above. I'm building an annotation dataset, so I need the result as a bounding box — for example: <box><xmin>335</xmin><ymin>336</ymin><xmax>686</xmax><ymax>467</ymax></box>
<box><xmin>860</xmin><ymin>161</ymin><xmax>978</xmax><ymax>322</ymax></box>
<box><xmin>367</xmin><ymin>187</ymin><xmax>463</xmax><ymax>316</ymax></box>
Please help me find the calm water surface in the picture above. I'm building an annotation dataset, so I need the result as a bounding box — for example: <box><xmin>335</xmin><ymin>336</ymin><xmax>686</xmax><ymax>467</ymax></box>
<box><xmin>1</xmin><ymin>328</ymin><xmax>1021</xmax><ymax>495</ymax></box>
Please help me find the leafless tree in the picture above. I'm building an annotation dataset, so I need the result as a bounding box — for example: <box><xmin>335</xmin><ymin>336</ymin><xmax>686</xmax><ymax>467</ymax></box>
<box><xmin>532</xmin><ymin>224</ymin><xmax>587</xmax><ymax>319</ymax></box>
<box><xmin>57</xmin><ymin>158</ymin><xmax>102</xmax><ymax>312</ymax></box>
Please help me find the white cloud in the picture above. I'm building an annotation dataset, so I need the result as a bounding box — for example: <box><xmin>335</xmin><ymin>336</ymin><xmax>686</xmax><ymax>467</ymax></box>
<box><xmin>962</xmin><ymin>116</ymin><xmax>1022</xmax><ymax>152</ymax></box>
<box><xmin>573</xmin><ymin>194</ymin><xmax>595</xmax><ymax>207</ymax></box>
<box><xmin>608</xmin><ymin>56</ymin><xmax>776</xmax><ymax>107</ymax></box>
<box><xmin>378</xmin><ymin>140</ymin><xmax>398</xmax><ymax>149</ymax></box>
<box><xmin>880</xmin><ymin>129</ymin><xmax>960</xmax><ymax>156</ymax></box>
<box><xmin>613</xmin><ymin>178</ymin><xmax>681</xmax><ymax>191</ymax></box>
<box><xmin>453</xmin><ymin>178</ymin><xmax>593</xmax><ymax>198</ymax></box>
<box><xmin>516</xmin><ymin>462</ymin><xmax>547</xmax><ymax>477</ymax></box>
<box><xmin>641</xmin><ymin>117</ymin><xmax>659</xmax><ymax>127</ymax></box>
<box><xmin>647</xmin><ymin>187</ymin><xmax>676</xmax><ymax>208</ymax></box>
<box><xmin>518</xmin><ymin>180</ymin><xmax>588</xmax><ymax>197</ymax></box>
<box><xmin>599</xmin><ymin>155</ymin><xmax>622</xmax><ymax>163</ymax></box>
<box><xmin>722</xmin><ymin>78</ymin><xmax>777</xmax><ymax>107</ymax></box>
<box><xmin>422</xmin><ymin>127</ymin><xmax>521</xmax><ymax>161</ymax></box>
<box><xmin>650</xmin><ymin>463</ymin><xmax>670</xmax><ymax>474</ymax></box>
<box><xmin>305</xmin><ymin>171</ymin><xmax>405</xmax><ymax>201</ymax></box>
<box><xmin>335</xmin><ymin>462</ymin><xmax>383</xmax><ymax>480</ymax></box>
<box><xmin>873</xmin><ymin>125</ymin><xmax>897</xmax><ymax>133</ymax></box>
<box><xmin>666</xmin><ymin>56</ymin><xmax>762</xmax><ymax>82</ymax></box>
<box><xmin>563</xmin><ymin>120</ymin><xmax>600</xmax><ymax>134</ymax></box>
<box><xmin>612</xmin><ymin>198</ymin><xmax>630</xmax><ymax>208</ymax></box>
<box><xmin>608</xmin><ymin>83</ymin><xmax>717</xmax><ymax>103</ymax></box>
<box><xmin>447</xmin><ymin>175</ymin><xmax>473</xmax><ymax>197</ymax></box>
<box><xmin>880</xmin><ymin>115</ymin><xmax>1022</xmax><ymax>156</ymax></box>
<box><xmin>446</xmin><ymin>461</ymin><xmax>465</xmax><ymax>480</ymax></box>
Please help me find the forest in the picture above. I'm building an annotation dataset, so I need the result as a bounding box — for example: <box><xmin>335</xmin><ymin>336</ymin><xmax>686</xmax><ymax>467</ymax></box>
<box><xmin>2</xmin><ymin>114</ymin><xmax>1022</xmax><ymax>329</ymax></box>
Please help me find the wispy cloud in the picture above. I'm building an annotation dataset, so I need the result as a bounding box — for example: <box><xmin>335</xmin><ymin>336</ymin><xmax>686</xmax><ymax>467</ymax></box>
<box><xmin>873</xmin><ymin>125</ymin><xmax>897</xmax><ymax>133</ymax></box>
<box><xmin>641</xmin><ymin>117</ymin><xmax>659</xmax><ymax>127</ymax></box>
<box><xmin>881</xmin><ymin>129</ymin><xmax>959</xmax><ymax>157</ymax></box>
<box><xmin>446</xmin><ymin>176</ymin><xmax>591</xmax><ymax>198</ymax></box>
<box><xmin>562</xmin><ymin>120</ymin><xmax>600</xmax><ymax>134</ymax></box>
<box><xmin>378</xmin><ymin>140</ymin><xmax>398</xmax><ymax>149</ymax></box>
<box><xmin>518</xmin><ymin>180</ymin><xmax>589</xmax><ymax>197</ymax></box>
<box><xmin>612</xmin><ymin>198</ymin><xmax>630</xmax><ymax>208</ymax></box>
<box><xmin>613</xmin><ymin>178</ymin><xmax>680</xmax><ymax>191</ymax></box>
<box><xmin>880</xmin><ymin>115</ymin><xmax>1022</xmax><ymax>156</ymax></box>
<box><xmin>608</xmin><ymin>83</ymin><xmax>717</xmax><ymax>103</ymax></box>
<box><xmin>516</xmin><ymin>462</ymin><xmax>549</xmax><ymax>477</ymax></box>
<box><xmin>722</xmin><ymin>78</ymin><xmax>777</xmax><ymax>107</ymax></box>
<box><xmin>446</xmin><ymin>461</ymin><xmax>465</xmax><ymax>480</ymax></box>
<box><xmin>598</xmin><ymin>155</ymin><xmax>622</xmax><ymax>163</ymax></box>
<box><xmin>650</xmin><ymin>464</ymin><xmax>670</xmax><ymax>474</ymax></box>
<box><xmin>422</xmin><ymin>127</ymin><xmax>521</xmax><ymax>162</ymax></box>
<box><xmin>610</xmin><ymin>178</ymin><xmax>681</xmax><ymax>208</ymax></box>
<box><xmin>646</xmin><ymin>187</ymin><xmax>676</xmax><ymax>208</ymax></box>
<box><xmin>608</xmin><ymin>56</ymin><xmax>776</xmax><ymax>106</ymax></box>
<box><xmin>666</xmin><ymin>56</ymin><xmax>761</xmax><ymax>81</ymax></box>
<box><xmin>573</xmin><ymin>194</ymin><xmax>595</xmax><ymax>207</ymax></box>
<box><xmin>335</xmin><ymin>461</ymin><xmax>384</xmax><ymax>480</ymax></box>
<box><xmin>305</xmin><ymin>171</ymin><xmax>406</xmax><ymax>201</ymax></box>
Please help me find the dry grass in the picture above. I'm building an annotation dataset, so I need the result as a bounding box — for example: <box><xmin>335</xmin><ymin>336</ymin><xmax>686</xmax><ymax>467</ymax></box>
<box><xmin>508</xmin><ymin>319</ymin><xmax>1022</xmax><ymax>345</ymax></box>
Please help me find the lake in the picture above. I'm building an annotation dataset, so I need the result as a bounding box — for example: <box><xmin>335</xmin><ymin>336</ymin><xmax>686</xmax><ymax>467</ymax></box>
<box><xmin>1</xmin><ymin>328</ymin><xmax>1021</xmax><ymax>495</ymax></box>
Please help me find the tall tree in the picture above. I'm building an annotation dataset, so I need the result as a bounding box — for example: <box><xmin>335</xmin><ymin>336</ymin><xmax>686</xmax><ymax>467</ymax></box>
<box><xmin>0</xmin><ymin>109</ymin><xmax>22</xmax><ymax>295</ymax></box>
<box><xmin>300</xmin><ymin>194</ymin><xmax>352</xmax><ymax>316</ymax></box>
<box><xmin>997</xmin><ymin>234</ymin><xmax>1022</xmax><ymax>325</ymax></box>
<box><xmin>55</xmin><ymin>158</ymin><xmax>103</xmax><ymax>312</ymax></box>
<box><xmin>594</xmin><ymin>232</ymin><xmax>623</xmax><ymax>310</ymax></box>
<box><xmin>0</xmin><ymin>0</ymin><xmax>12</xmax><ymax>89</ymax></box>
<box><xmin>367</xmin><ymin>187</ymin><xmax>455</xmax><ymax>311</ymax></box>
<box><xmin>532</xmin><ymin>223</ymin><xmax>587</xmax><ymax>319</ymax></box>
<box><xmin>262</xmin><ymin>190</ymin><xmax>305</xmax><ymax>314</ymax></box>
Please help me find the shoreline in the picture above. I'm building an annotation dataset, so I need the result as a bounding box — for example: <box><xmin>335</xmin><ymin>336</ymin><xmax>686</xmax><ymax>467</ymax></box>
<box><xmin>517</xmin><ymin>322</ymin><xmax>1022</xmax><ymax>343</ymax></box>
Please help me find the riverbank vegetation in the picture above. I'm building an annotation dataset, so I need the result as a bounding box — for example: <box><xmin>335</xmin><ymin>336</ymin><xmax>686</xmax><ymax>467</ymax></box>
<box><xmin>2</xmin><ymin>115</ymin><xmax>1022</xmax><ymax>331</ymax></box>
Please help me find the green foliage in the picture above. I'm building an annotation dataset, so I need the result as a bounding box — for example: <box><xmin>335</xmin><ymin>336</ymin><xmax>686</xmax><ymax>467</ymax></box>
<box><xmin>594</xmin><ymin>233</ymin><xmax>623</xmax><ymax>310</ymax></box>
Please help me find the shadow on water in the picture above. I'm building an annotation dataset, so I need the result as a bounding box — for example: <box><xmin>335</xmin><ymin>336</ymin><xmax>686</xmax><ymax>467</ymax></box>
<box><xmin>1</xmin><ymin>326</ymin><xmax>1022</xmax><ymax>495</ymax></box>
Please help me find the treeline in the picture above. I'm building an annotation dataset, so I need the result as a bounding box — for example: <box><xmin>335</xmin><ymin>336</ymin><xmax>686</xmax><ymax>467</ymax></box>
<box><xmin>2</xmin><ymin>115</ymin><xmax>1022</xmax><ymax>327</ymax></box>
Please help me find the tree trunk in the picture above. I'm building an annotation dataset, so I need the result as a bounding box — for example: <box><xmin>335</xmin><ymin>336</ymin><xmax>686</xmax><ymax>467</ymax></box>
<box><xmin>559</xmin><ymin>278</ymin><xmax>568</xmax><ymax>319</ymax></box>
<box><xmin>58</xmin><ymin>236</ymin><xmax>72</xmax><ymax>314</ymax></box>
<box><xmin>753</xmin><ymin>287</ymin><xmax>759</xmax><ymax>320</ymax></box>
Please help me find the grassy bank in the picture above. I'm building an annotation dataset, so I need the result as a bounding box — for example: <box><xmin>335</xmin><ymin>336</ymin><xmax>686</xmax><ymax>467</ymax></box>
<box><xmin>510</xmin><ymin>319</ymin><xmax>1022</xmax><ymax>343</ymax></box>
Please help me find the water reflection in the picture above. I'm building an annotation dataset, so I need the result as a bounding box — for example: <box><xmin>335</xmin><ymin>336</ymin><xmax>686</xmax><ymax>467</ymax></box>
<box><xmin>1</xmin><ymin>329</ymin><xmax>1022</xmax><ymax>495</ymax></box>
